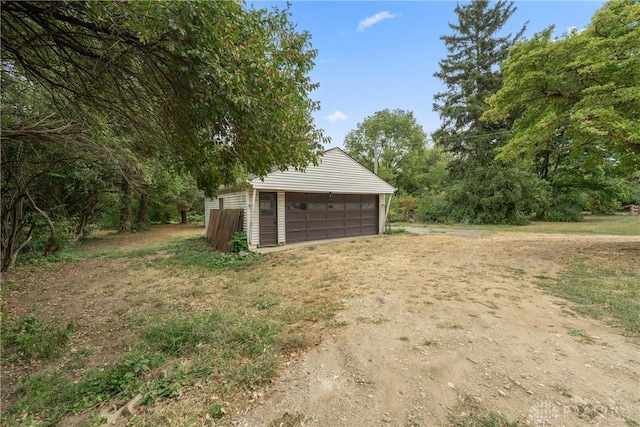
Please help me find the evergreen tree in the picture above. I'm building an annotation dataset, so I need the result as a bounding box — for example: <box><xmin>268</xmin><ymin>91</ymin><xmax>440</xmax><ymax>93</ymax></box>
<box><xmin>431</xmin><ymin>0</ymin><xmax>545</xmax><ymax>225</ymax></box>
<box><xmin>433</xmin><ymin>0</ymin><xmax>526</xmax><ymax>174</ymax></box>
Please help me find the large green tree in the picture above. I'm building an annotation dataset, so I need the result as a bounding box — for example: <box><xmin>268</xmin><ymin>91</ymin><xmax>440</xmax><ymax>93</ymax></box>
<box><xmin>344</xmin><ymin>109</ymin><xmax>427</xmax><ymax>186</ymax></box>
<box><xmin>431</xmin><ymin>0</ymin><xmax>542</xmax><ymax>224</ymax></box>
<box><xmin>1</xmin><ymin>1</ymin><xmax>326</xmax><ymax>194</ymax></box>
<box><xmin>484</xmin><ymin>0</ymin><xmax>640</xmax><ymax>174</ymax></box>
<box><xmin>1</xmin><ymin>1</ymin><xmax>326</xmax><ymax>270</ymax></box>
<box><xmin>483</xmin><ymin>0</ymin><xmax>639</xmax><ymax>219</ymax></box>
<box><xmin>433</xmin><ymin>0</ymin><xmax>526</xmax><ymax>172</ymax></box>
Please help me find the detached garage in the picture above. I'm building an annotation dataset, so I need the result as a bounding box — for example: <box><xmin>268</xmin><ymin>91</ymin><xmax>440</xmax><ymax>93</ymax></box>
<box><xmin>204</xmin><ymin>148</ymin><xmax>396</xmax><ymax>248</ymax></box>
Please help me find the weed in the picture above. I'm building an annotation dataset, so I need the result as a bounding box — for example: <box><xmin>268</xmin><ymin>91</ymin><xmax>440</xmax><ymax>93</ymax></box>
<box><xmin>448</xmin><ymin>394</ymin><xmax>526</xmax><ymax>426</ymax></box>
<box><xmin>356</xmin><ymin>316</ymin><xmax>389</xmax><ymax>324</ymax></box>
<box><xmin>326</xmin><ymin>319</ymin><xmax>349</xmax><ymax>328</ymax></box>
<box><xmin>398</xmin><ymin>336</ymin><xmax>410</xmax><ymax>342</ymax></box>
<box><xmin>551</xmin><ymin>383</ymin><xmax>573</xmax><ymax>398</ymax></box>
<box><xmin>437</xmin><ymin>321</ymin><xmax>463</xmax><ymax>330</ymax></box>
<box><xmin>208</xmin><ymin>403</ymin><xmax>227</xmax><ymax>420</ymax></box>
<box><xmin>4</xmin><ymin>353</ymin><xmax>158</xmax><ymax>425</ymax></box>
<box><xmin>389</xmin><ymin>228</ymin><xmax>410</xmax><ymax>234</ymax></box>
<box><xmin>421</xmin><ymin>338</ymin><xmax>438</xmax><ymax>347</ymax></box>
<box><xmin>2</xmin><ymin>315</ymin><xmax>74</xmax><ymax>362</ymax></box>
<box><xmin>229</xmin><ymin>231</ymin><xmax>249</xmax><ymax>253</ymax></box>
<box><xmin>566</xmin><ymin>327</ymin><xmax>597</xmax><ymax>344</ymax></box>
<box><xmin>156</xmin><ymin>238</ymin><xmax>261</xmax><ymax>270</ymax></box>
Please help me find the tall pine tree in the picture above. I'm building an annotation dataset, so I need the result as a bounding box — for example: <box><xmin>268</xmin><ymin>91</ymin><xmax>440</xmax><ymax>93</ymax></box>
<box><xmin>431</xmin><ymin>0</ymin><xmax>545</xmax><ymax>225</ymax></box>
<box><xmin>433</xmin><ymin>0</ymin><xmax>525</xmax><ymax>174</ymax></box>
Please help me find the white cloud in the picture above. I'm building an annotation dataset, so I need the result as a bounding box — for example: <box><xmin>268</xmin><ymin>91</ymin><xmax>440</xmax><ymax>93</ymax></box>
<box><xmin>357</xmin><ymin>11</ymin><xmax>397</xmax><ymax>32</ymax></box>
<box><xmin>326</xmin><ymin>111</ymin><xmax>348</xmax><ymax>122</ymax></box>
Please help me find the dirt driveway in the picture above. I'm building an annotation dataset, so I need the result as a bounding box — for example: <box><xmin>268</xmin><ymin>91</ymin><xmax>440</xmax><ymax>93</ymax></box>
<box><xmin>234</xmin><ymin>232</ymin><xmax>640</xmax><ymax>427</ymax></box>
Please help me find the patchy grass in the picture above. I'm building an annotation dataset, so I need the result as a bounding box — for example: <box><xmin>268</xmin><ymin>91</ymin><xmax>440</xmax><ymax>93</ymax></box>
<box><xmin>448</xmin><ymin>394</ymin><xmax>526</xmax><ymax>426</ymax></box>
<box><xmin>1</xmin><ymin>227</ymin><xmax>348</xmax><ymax>426</ymax></box>
<box><xmin>437</xmin><ymin>321</ymin><xmax>463</xmax><ymax>330</ymax></box>
<box><xmin>1</xmin><ymin>315</ymin><xmax>75</xmax><ymax>363</ymax></box>
<box><xmin>565</xmin><ymin>327</ymin><xmax>598</xmax><ymax>345</ymax></box>
<box><xmin>395</xmin><ymin>214</ymin><xmax>640</xmax><ymax>236</ymax></box>
<box><xmin>535</xmin><ymin>246</ymin><xmax>640</xmax><ymax>338</ymax></box>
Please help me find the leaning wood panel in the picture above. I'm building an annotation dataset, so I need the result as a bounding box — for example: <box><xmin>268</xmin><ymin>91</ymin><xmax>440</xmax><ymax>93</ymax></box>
<box><xmin>206</xmin><ymin>209</ymin><xmax>221</xmax><ymax>243</ymax></box>
<box><xmin>208</xmin><ymin>209</ymin><xmax>244</xmax><ymax>252</ymax></box>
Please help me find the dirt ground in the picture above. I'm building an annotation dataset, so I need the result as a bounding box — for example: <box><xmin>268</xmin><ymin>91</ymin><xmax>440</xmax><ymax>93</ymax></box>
<box><xmin>235</xmin><ymin>232</ymin><xmax>640</xmax><ymax>427</ymax></box>
<box><xmin>2</xmin><ymin>225</ymin><xmax>639</xmax><ymax>426</ymax></box>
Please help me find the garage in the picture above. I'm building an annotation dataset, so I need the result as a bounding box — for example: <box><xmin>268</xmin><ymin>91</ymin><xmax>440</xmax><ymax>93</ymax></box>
<box><xmin>285</xmin><ymin>193</ymin><xmax>379</xmax><ymax>243</ymax></box>
<box><xmin>204</xmin><ymin>148</ymin><xmax>396</xmax><ymax>249</ymax></box>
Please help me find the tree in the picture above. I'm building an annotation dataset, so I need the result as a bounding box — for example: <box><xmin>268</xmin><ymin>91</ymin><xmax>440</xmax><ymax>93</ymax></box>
<box><xmin>484</xmin><ymin>0</ymin><xmax>640</xmax><ymax>174</ymax></box>
<box><xmin>1</xmin><ymin>1</ymin><xmax>327</xmax><ymax>270</ymax></box>
<box><xmin>395</xmin><ymin>145</ymin><xmax>450</xmax><ymax>195</ymax></box>
<box><xmin>1</xmin><ymin>1</ymin><xmax>327</xmax><ymax>195</ymax></box>
<box><xmin>344</xmin><ymin>109</ymin><xmax>427</xmax><ymax>185</ymax></box>
<box><xmin>432</xmin><ymin>0</ymin><xmax>539</xmax><ymax>224</ymax></box>
<box><xmin>433</xmin><ymin>0</ymin><xmax>526</xmax><ymax>173</ymax></box>
<box><xmin>482</xmin><ymin>0</ymin><xmax>639</xmax><ymax>219</ymax></box>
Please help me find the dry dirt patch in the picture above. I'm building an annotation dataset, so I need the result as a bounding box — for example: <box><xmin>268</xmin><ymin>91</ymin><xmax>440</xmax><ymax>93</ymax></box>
<box><xmin>2</xmin><ymin>226</ymin><xmax>639</xmax><ymax>427</ymax></box>
<box><xmin>235</xmin><ymin>233</ymin><xmax>640</xmax><ymax>427</ymax></box>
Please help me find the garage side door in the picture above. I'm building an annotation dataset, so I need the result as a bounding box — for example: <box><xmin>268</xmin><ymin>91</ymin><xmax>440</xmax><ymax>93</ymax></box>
<box><xmin>285</xmin><ymin>193</ymin><xmax>378</xmax><ymax>243</ymax></box>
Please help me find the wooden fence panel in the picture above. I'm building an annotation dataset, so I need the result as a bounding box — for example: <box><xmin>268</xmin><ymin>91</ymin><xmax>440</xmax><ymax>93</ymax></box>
<box><xmin>206</xmin><ymin>209</ymin><xmax>244</xmax><ymax>252</ymax></box>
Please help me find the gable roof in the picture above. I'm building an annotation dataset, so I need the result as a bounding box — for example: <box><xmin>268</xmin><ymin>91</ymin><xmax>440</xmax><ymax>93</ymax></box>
<box><xmin>251</xmin><ymin>147</ymin><xmax>396</xmax><ymax>194</ymax></box>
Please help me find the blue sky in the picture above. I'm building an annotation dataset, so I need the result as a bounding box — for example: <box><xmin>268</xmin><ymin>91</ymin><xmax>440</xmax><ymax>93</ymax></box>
<box><xmin>253</xmin><ymin>1</ymin><xmax>606</xmax><ymax>149</ymax></box>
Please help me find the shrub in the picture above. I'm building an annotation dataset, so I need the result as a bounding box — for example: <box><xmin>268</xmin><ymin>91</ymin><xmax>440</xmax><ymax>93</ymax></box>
<box><xmin>229</xmin><ymin>231</ymin><xmax>249</xmax><ymax>253</ymax></box>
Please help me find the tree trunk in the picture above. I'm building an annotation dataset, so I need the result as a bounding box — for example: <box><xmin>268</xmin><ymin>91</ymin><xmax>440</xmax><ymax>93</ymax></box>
<box><xmin>27</xmin><ymin>191</ymin><xmax>58</xmax><ymax>256</ymax></box>
<box><xmin>119</xmin><ymin>176</ymin><xmax>133</xmax><ymax>233</ymax></box>
<box><xmin>73</xmin><ymin>197</ymin><xmax>99</xmax><ymax>241</ymax></box>
<box><xmin>137</xmin><ymin>192</ymin><xmax>149</xmax><ymax>227</ymax></box>
<box><xmin>1</xmin><ymin>196</ymin><xmax>37</xmax><ymax>272</ymax></box>
<box><xmin>180</xmin><ymin>209</ymin><xmax>188</xmax><ymax>224</ymax></box>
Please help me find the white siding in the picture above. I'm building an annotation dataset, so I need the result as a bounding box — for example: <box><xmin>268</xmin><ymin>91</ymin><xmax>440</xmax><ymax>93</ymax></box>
<box><xmin>251</xmin><ymin>148</ymin><xmax>396</xmax><ymax>194</ymax></box>
<box><xmin>248</xmin><ymin>190</ymin><xmax>259</xmax><ymax>248</ymax></box>
<box><xmin>203</xmin><ymin>191</ymin><xmax>248</xmax><ymax>233</ymax></box>
<box><xmin>277</xmin><ymin>191</ymin><xmax>286</xmax><ymax>244</ymax></box>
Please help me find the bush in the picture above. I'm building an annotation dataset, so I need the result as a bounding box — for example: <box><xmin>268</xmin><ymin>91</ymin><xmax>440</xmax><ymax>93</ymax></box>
<box><xmin>416</xmin><ymin>192</ymin><xmax>451</xmax><ymax>223</ymax></box>
<box><xmin>229</xmin><ymin>231</ymin><xmax>249</xmax><ymax>253</ymax></box>
<box><xmin>440</xmin><ymin>166</ymin><xmax>549</xmax><ymax>225</ymax></box>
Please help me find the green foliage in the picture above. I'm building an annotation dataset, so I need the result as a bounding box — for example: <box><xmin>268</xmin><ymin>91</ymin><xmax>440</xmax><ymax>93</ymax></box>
<box><xmin>5</xmin><ymin>354</ymin><xmax>158</xmax><ymax>425</ymax></box>
<box><xmin>433</xmin><ymin>0</ymin><xmax>526</xmax><ymax>172</ymax></box>
<box><xmin>2</xmin><ymin>315</ymin><xmax>74</xmax><ymax>363</ymax></box>
<box><xmin>416</xmin><ymin>166</ymin><xmax>549</xmax><ymax>225</ymax></box>
<box><xmin>394</xmin><ymin>145</ymin><xmax>451</xmax><ymax>195</ymax></box>
<box><xmin>229</xmin><ymin>231</ymin><xmax>250</xmax><ymax>253</ymax></box>
<box><xmin>416</xmin><ymin>192</ymin><xmax>452</xmax><ymax>224</ymax></box>
<box><xmin>2</xmin><ymin>1</ymin><xmax>326</xmax><ymax>196</ymax></box>
<box><xmin>156</xmin><ymin>239</ymin><xmax>260</xmax><ymax>270</ymax></box>
<box><xmin>485</xmin><ymin>0</ymin><xmax>640</xmax><ymax>174</ymax></box>
<box><xmin>344</xmin><ymin>109</ymin><xmax>427</xmax><ymax>185</ymax></box>
<box><xmin>1</xmin><ymin>0</ymin><xmax>326</xmax><ymax>270</ymax></box>
<box><xmin>432</xmin><ymin>0</ymin><xmax>531</xmax><ymax>225</ymax></box>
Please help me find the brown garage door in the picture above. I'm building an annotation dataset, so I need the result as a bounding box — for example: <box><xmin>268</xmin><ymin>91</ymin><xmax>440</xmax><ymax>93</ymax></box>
<box><xmin>285</xmin><ymin>193</ymin><xmax>378</xmax><ymax>243</ymax></box>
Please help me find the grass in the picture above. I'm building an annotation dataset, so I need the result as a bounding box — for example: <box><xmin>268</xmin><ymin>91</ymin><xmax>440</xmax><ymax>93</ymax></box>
<box><xmin>565</xmin><ymin>326</ymin><xmax>598</xmax><ymax>344</ymax></box>
<box><xmin>1</xmin><ymin>315</ymin><xmax>75</xmax><ymax>363</ymax></box>
<box><xmin>448</xmin><ymin>394</ymin><xmax>526</xmax><ymax>427</ymax></box>
<box><xmin>536</xmin><ymin>253</ymin><xmax>640</xmax><ymax>338</ymax></box>
<box><xmin>394</xmin><ymin>213</ymin><xmax>640</xmax><ymax>236</ymax></box>
<box><xmin>2</xmin><ymin>229</ymin><xmax>347</xmax><ymax>426</ymax></box>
